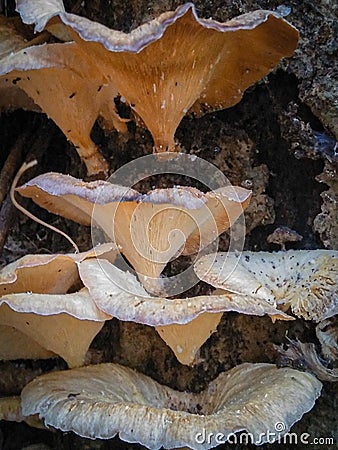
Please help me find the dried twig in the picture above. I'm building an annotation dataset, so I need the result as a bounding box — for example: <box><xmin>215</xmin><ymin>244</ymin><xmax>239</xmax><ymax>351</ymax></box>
<box><xmin>0</xmin><ymin>135</ymin><xmax>26</xmax><ymax>206</ymax></box>
<box><xmin>0</xmin><ymin>194</ymin><xmax>16</xmax><ymax>252</ymax></box>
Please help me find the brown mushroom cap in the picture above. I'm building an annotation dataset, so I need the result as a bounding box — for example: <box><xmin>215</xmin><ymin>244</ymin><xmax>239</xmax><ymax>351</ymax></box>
<box><xmin>78</xmin><ymin>258</ymin><xmax>292</xmax><ymax>364</ymax></box>
<box><xmin>156</xmin><ymin>311</ymin><xmax>223</xmax><ymax>365</ymax></box>
<box><xmin>0</xmin><ymin>242</ymin><xmax>116</xmax><ymax>295</ymax></box>
<box><xmin>17</xmin><ymin>0</ymin><xmax>299</xmax><ymax>152</ymax></box>
<box><xmin>21</xmin><ymin>362</ymin><xmax>321</xmax><ymax>448</ymax></box>
<box><xmin>195</xmin><ymin>250</ymin><xmax>338</xmax><ymax>322</ymax></box>
<box><xmin>0</xmin><ymin>39</ymin><xmax>127</xmax><ymax>175</ymax></box>
<box><xmin>16</xmin><ymin>172</ymin><xmax>250</xmax><ymax>292</ymax></box>
<box><xmin>0</xmin><ymin>289</ymin><xmax>109</xmax><ymax>367</ymax></box>
<box><xmin>0</xmin><ymin>16</ymin><xmax>43</xmax><ymax>112</ymax></box>
<box><xmin>0</xmin><ymin>244</ymin><xmax>115</xmax><ymax>366</ymax></box>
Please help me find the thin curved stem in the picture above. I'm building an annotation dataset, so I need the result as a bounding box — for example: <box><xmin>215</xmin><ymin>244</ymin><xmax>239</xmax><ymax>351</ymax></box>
<box><xmin>10</xmin><ymin>160</ymin><xmax>79</xmax><ymax>253</ymax></box>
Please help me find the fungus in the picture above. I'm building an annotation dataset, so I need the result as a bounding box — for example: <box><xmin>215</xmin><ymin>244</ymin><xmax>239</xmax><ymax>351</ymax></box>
<box><xmin>17</xmin><ymin>0</ymin><xmax>298</xmax><ymax>153</ymax></box>
<box><xmin>0</xmin><ymin>20</ymin><xmax>127</xmax><ymax>175</ymax></box>
<box><xmin>78</xmin><ymin>258</ymin><xmax>292</xmax><ymax>365</ymax></box>
<box><xmin>0</xmin><ymin>289</ymin><xmax>109</xmax><ymax>368</ymax></box>
<box><xmin>20</xmin><ymin>362</ymin><xmax>321</xmax><ymax>448</ymax></box>
<box><xmin>156</xmin><ymin>311</ymin><xmax>223</xmax><ymax>365</ymax></box>
<box><xmin>16</xmin><ymin>172</ymin><xmax>251</xmax><ymax>293</ymax></box>
<box><xmin>0</xmin><ymin>16</ymin><xmax>43</xmax><ymax>112</ymax></box>
<box><xmin>0</xmin><ymin>244</ymin><xmax>115</xmax><ymax>366</ymax></box>
<box><xmin>195</xmin><ymin>250</ymin><xmax>338</xmax><ymax>322</ymax></box>
<box><xmin>0</xmin><ymin>242</ymin><xmax>115</xmax><ymax>294</ymax></box>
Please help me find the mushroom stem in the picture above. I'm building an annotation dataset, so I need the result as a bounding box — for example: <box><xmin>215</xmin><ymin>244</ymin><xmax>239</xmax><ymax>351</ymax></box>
<box><xmin>72</xmin><ymin>140</ymin><xmax>109</xmax><ymax>177</ymax></box>
<box><xmin>153</xmin><ymin>137</ymin><xmax>179</xmax><ymax>154</ymax></box>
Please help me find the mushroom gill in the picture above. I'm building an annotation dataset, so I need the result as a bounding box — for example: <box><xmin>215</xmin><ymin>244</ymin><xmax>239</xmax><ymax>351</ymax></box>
<box><xmin>20</xmin><ymin>362</ymin><xmax>321</xmax><ymax>448</ymax></box>
<box><xmin>17</xmin><ymin>0</ymin><xmax>299</xmax><ymax>153</ymax></box>
<box><xmin>0</xmin><ymin>290</ymin><xmax>108</xmax><ymax>368</ymax></box>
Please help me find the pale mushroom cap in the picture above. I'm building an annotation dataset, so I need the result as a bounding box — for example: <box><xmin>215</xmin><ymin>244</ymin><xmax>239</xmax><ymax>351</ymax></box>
<box><xmin>0</xmin><ymin>243</ymin><xmax>117</xmax><ymax>295</ymax></box>
<box><xmin>17</xmin><ymin>0</ymin><xmax>298</xmax><ymax>152</ymax></box>
<box><xmin>17</xmin><ymin>172</ymin><xmax>250</xmax><ymax>287</ymax></box>
<box><xmin>79</xmin><ymin>258</ymin><xmax>293</xmax><ymax>327</ymax></box>
<box><xmin>0</xmin><ymin>289</ymin><xmax>109</xmax><ymax>367</ymax></box>
<box><xmin>195</xmin><ymin>250</ymin><xmax>338</xmax><ymax>322</ymax></box>
<box><xmin>21</xmin><ymin>362</ymin><xmax>321</xmax><ymax>449</ymax></box>
<box><xmin>0</xmin><ymin>40</ymin><xmax>126</xmax><ymax>175</ymax></box>
<box><xmin>79</xmin><ymin>255</ymin><xmax>291</xmax><ymax>364</ymax></box>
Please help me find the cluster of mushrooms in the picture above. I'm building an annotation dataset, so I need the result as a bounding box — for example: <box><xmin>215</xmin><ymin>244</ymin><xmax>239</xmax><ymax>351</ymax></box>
<box><xmin>0</xmin><ymin>1</ymin><xmax>337</xmax><ymax>449</ymax></box>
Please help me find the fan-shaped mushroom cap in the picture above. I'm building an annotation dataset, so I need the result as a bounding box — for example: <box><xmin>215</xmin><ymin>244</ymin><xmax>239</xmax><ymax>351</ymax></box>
<box><xmin>16</xmin><ymin>172</ymin><xmax>250</xmax><ymax>293</ymax></box>
<box><xmin>17</xmin><ymin>0</ymin><xmax>298</xmax><ymax>153</ymax></box>
<box><xmin>0</xmin><ymin>289</ymin><xmax>109</xmax><ymax>368</ymax></box>
<box><xmin>78</xmin><ymin>258</ymin><xmax>292</xmax><ymax>364</ymax></box>
<box><xmin>0</xmin><ymin>33</ymin><xmax>127</xmax><ymax>175</ymax></box>
<box><xmin>0</xmin><ymin>244</ymin><xmax>115</xmax><ymax>366</ymax></box>
<box><xmin>21</xmin><ymin>362</ymin><xmax>321</xmax><ymax>449</ymax></box>
<box><xmin>195</xmin><ymin>250</ymin><xmax>338</xmax><ymax>322</ymax></box>
<box><xmin>156</xmin><ymin>311</ymin><xmax>223</xmax><ymax>365</ymax></box>
<box><xmin>0</xmin><ymin>242</ymin><xmax>116</xmax><ymax>295</ymax></box>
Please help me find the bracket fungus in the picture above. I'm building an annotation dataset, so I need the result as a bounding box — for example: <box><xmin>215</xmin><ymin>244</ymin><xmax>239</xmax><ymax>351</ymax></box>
<box><xmin>17</xmin><ymin>0</ymin><xmax>298</xmax><ymax>153</ymax></box>
<box><xmin>78</xmin><ymin>258</ymin><xmax>292</xmax><ymax>365</ymax></box>
<box><xmin>0</xmin><ymin>17</ymin><xmax>127</xmax><ymax>175</ymax></box>
<box><xmin>0</xmin><ymin>244</ymin><xmax>115</xmax><ymax>366</ymax></box>
<box><xmin>0</xmin><ymin>41</ymin><xmax>127</xmax><ymax>176</ymax></box>
<box><xmin>195</xmin><ymin>250</ymin><xmax>338</xmax><ymax>322</ymax></box>
<box><xmin>20</xmin><ymin>362</ymin><xmax>321</xmax><ymax>449</ymax></box>
<box><xmin>16</xmin><ymin>172</ymin><xmax>251</xmax><ymax>293</ymax></box>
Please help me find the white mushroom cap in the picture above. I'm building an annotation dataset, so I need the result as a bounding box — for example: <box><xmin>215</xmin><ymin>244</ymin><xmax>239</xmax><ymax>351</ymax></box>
<box><xmin>195</xmin><ymin>250</ymin><xmax>338</xmax><ymax>322</ymax></box>
<box><xmin>21</xmin><ymin>362</ymin><xmax>321</xmax><ymax>449</ymax></box>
